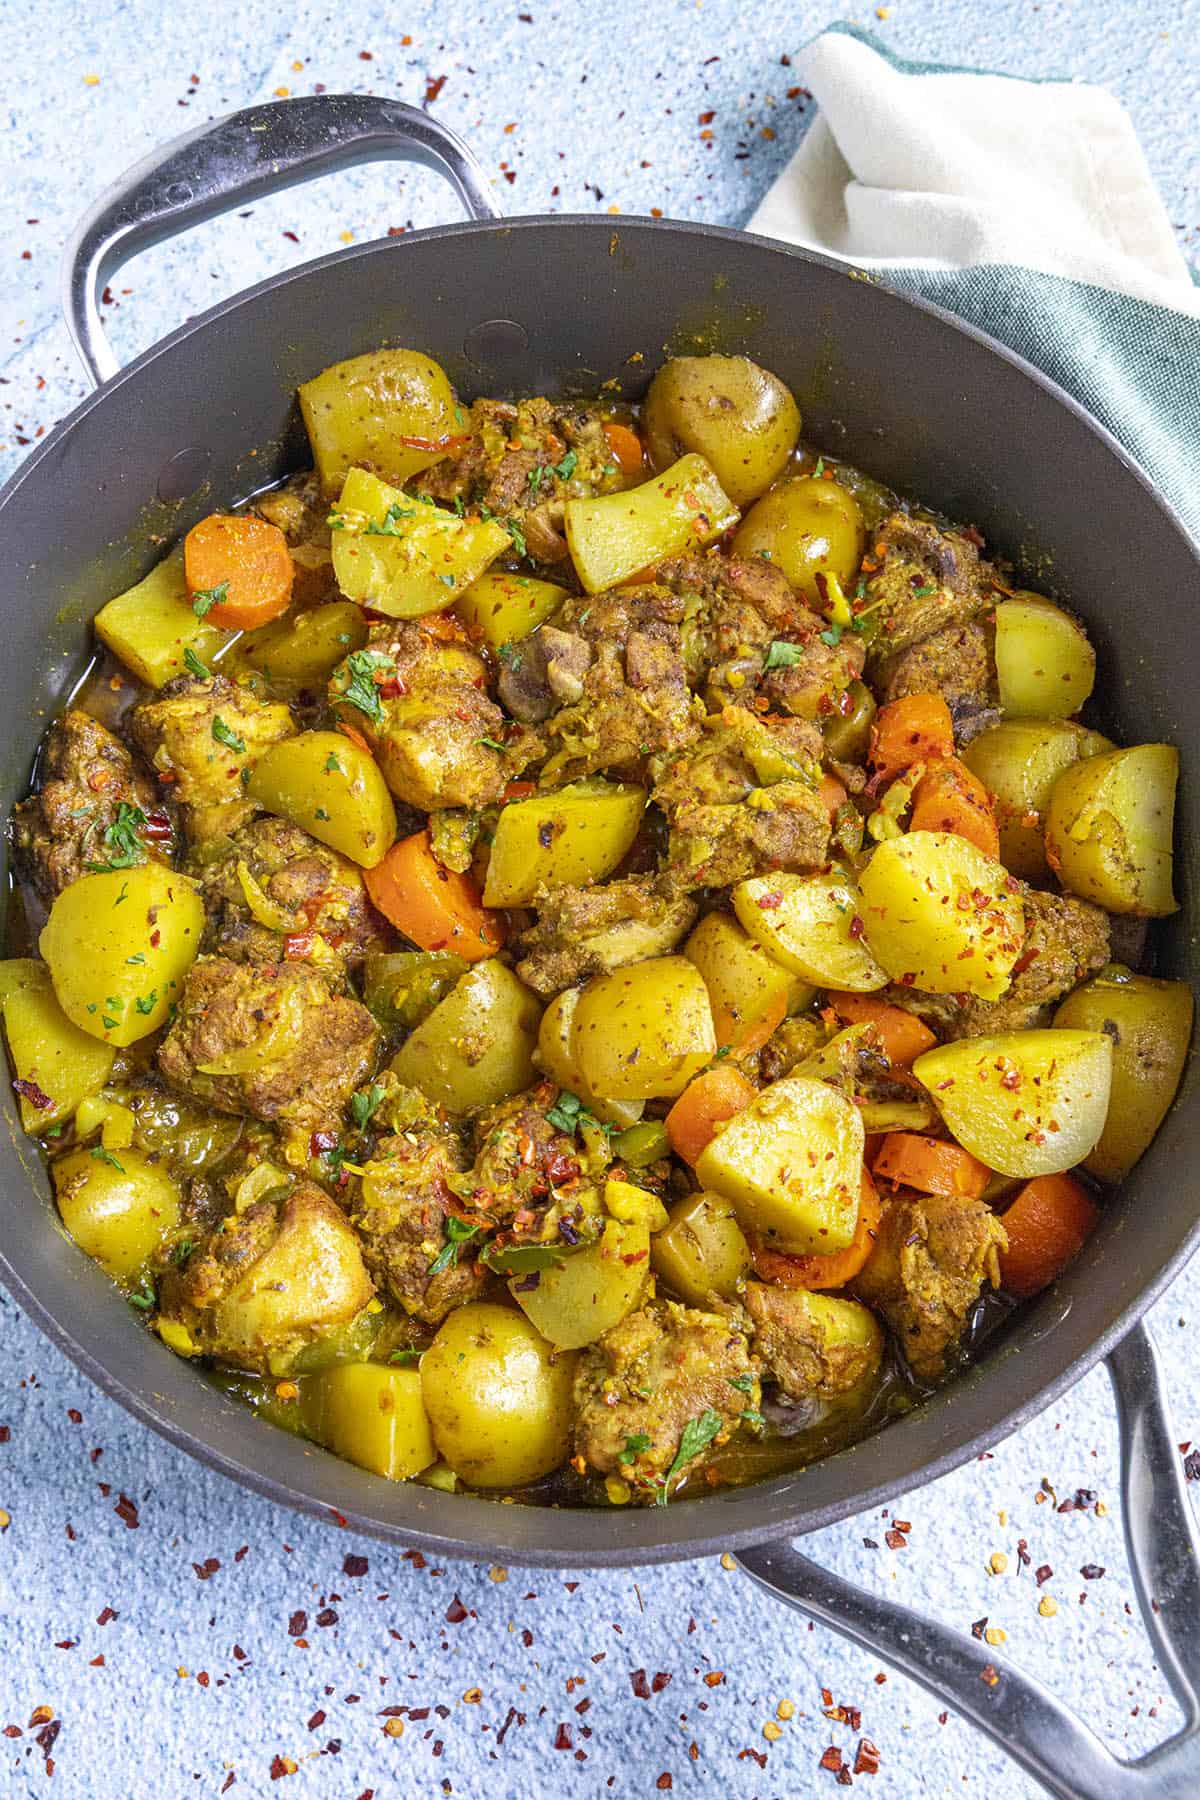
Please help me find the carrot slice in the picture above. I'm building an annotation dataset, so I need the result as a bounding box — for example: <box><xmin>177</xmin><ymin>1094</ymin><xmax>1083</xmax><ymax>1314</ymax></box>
<box><xmin>998</xmin><ymin>1173</ymin><xmax>1100</xmax><ymax>1297</ymax></box>
<box><xmin>828</xmin><ymin>993</ymin><xmax>938</xmax><ymax>1068</ymax></box>
<box><xmin>362</xmin><ymin>830</ymin><xmax>505</xmax><ymax>962</ymax></box>
<box><xmin>869</xmin><ymin>693</ymin><xmax>954</xmax><ymax>785</ymax></box>
<box><xmin>818</xmin><ymin>772</ymin><xmax>848</xmax><ymax>819</ymax></box>
<box><xmin>909</xmin><ymin>756</ymin><xmax>1000</xmax><ymax>859</ymax></box>
<box><xmin>749</xmin><ymin>1170</ymin><xmax>882</xmax><ymax>1290</ymax></box>
<box><xmin>602</xmin><ymin>419</ymin><xmax>646</xmax><ymax>481</ymax></box>
<box><xmin>184</xmin><ymin>513</ymin><xmax>294</xmax><ymax>631</ymax></box>
<box><xmin>872</xmin><ymin>1132</ymin><xmax>991</xmax><ymax>1199</ymax></box>
<box><xmin>665</xmin><ymin>1064</ymin><xmax>757</xmax><ymax>1166</ymax></box>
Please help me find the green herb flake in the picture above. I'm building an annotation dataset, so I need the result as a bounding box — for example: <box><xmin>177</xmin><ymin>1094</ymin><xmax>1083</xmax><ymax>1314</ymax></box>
<box><xmin>126</xmin><ymin>952</ymin><xmax>146</xmax><ymax>966</ymax></box>
<box><xmin>85</xmin><ymin>801</ymin><xmax>147</xmax><ymax>873</ymax></box>
<box><xmin>506</xmin><ymin>516</ymin><xmax>528</xmax><ymax>559</ymax></box>
<box><xmin>211</xmin><ymin>716</ymin><xmax>247</xmax><ymax>754</ymax></box>
<box><xmin>324</xmin><ymin>751</ymin><xmax>342</xmax><ymax>773</ymax></box>
<box><xmin>191</xmin><ymin>581</ymin><xmax>228</xmax><ymax>619</ymax></box>
<box><xmin>128</xmin><ymin>1278</ymin><xmax>156</xmax><ymax>1312</ymax></box>
<box><xmin>339</xmin><ymin>649</ymin><xmax>396</xmax><ymax>723</ymax></box>
<box><xmin>727</xmin><ymin>1372</ymin><xmax>755</xmax><ymax>1393</ymax></box>
<box><xmin>388</xmin><ymin>1347</ymin><xmax>423</xmax><ymax>1366</ymax></box>
<box><xmin>315</xmin><ymin>807</ymin><xmax>330</xmax><ymax>821</ymax></box>
<box><xmin>497</xmin><ymin>642</ymin><xmax>522</xmax><ymax>671</ymax></box>
<box><xmin>477</xmin><ymin>735</ymin><xmax>506</xmax><ymax>751</ymax></box>
<box><xmin>740</xmin><ymin>1408</ymin><xmax>765</xmax><ymax>1427</ymax></box>
<box><xmin>813</xmin><ymin>456</ymin><xmax>825</xmax><ymax>479</ymax></box>
<box><xmin>911</xmin><ymin>583</ymin><xmax>937</xmax><ymax>598</ymax></box>
<box><xmin>90</xmin><ymin>1146</ymin><xmax>125</xmax><ymax>1173</ymax></box>
<box><xmin>618</xmin><ymin>1432</ymin><xmax>652</xmax><ymax>1467</ymax></box>
<box><xmin>134</xmin><ymin>990</ymin><xmax>159</xmax><ymax>1015</ymax></box>
<box><xmin>554</xmin><ymin>448</ymin><xmax>578</xmax><ymax>482</ymax></box>
<box><xmin>350</xmin><ymin>1085</ymin><xmax>387</xmax><ymax>1131</ymax></box>
<box><xmin>428</xmin><ymin>1216</ymin><xmax>481</xmax><ymax>1276</ymax></box>
<box><xmin>183</xmin><ymin>646</ymin><xmax>210</xmax><ymax>680</ymax></box>
<box><xmin>764</xmin><ymin>640</ymin><xmax>806</xmax><ymax>671</ymax></box>
<box><xmin>656</xmin><ymin>1409</ymin><xmax>724</xmax><ymax>1505</ymax></box>
<box><xmin>171</xmin><ymin>1239</ymin><xmax>195</xmax><ymax>1267</ymax></box>
<box><xmin>819</xmin><ymin>623</ymin><xmax>843</xmax><ymax>648</ymax></box>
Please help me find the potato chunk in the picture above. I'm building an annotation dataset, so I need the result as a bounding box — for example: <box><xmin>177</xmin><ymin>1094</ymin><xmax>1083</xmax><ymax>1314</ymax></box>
<box><xmin>247</xmin><ymin>730</ymin><xmax>396</xmax><ymax>869</ymax></box>
<box><xmin>962</xmin><ymin>719</ymin><xmax>1113</xmax><ymax>879</ymax></box>
<box><xmin>510</xmin><ymin>1217</ymin><xmax>650</xmax><ymax>1349</ymax></box>
<box><xmin>684</xmin><ymin>910</ymin><xmax>795</xmax><ymax>1054</ymax></box>
<box><xmin>913</xmin><ymin>1029</ymin><xmax>1113</xmax><ymax>1178</ymax></box>
<box><xmin>535</xmin><ymin>987</ymin><xmax>644</xmax><ymax>1130</ymax></box>
<box><xmin>732</xmin><ymin>476</ymin><xmax>865</xmax><ymax>606</ymax></box>
<box><xmin>456</xmin><ymin>571</ymin><xmax>567</xmax><ymax>648</ymax></box>
<box><xmin>482</xmin><ymin>780</ymin><xmax>646</xmax><ymax>907</ymax></box>
<box><xmin>40</xmin><ymin>864</ymin><xmax>205</xmax><ymax>1047</ymax></box>
<box><xmin>299</xmin><ymin>348</ymin><xmax>461</xmax><ymax>493</ymax></box>
<box><xmin>94</xmin><ymin>552</ymin><xmax>234</xmax><ymax>688</ymax></box>
<box><xmin>1045</xmin><ymin>744</ymin><xmax>1179</xmax><ymax>916</ymax></box>
<box><xmin>695</xmin><ymin>1075</ymin><xmax>864</xmax><ymax>1255</ymax></box>
<box><xmin>390</xmin><ymin>960</ymin><xmax>541</xmax><ymax>1114</ymax></box>
<box><xmin>733</xmin><ymin>870</ymin><xmax>887</xmax><ymax>993</ymax></box>
<box><xmin>1055</xmin><ymin>971</ymin><xmax>1193</xmax><ymax>1181</ymax></box>
<box><xmin>52</xmin><ymin>1147</ymin><xmax>182</xmax><ymax>1284</ymax></box>
<box><xmin>302</xmin><ymin>1364</ymin><xmax>436</xmax><ymax>1481</ymax></box>
<box><xmin>420</xmin><ymin>1302</ymin><xmax>576</xmax><ymax>1488</ymax></box>
<box><xmin>858</xmin><ymin>832</ymin><xmax>1025</xmax><ymax>1001</ymax></box>
<box><xmin>331</xmin><ymin>468</ymin><xmax>509</xmax><ymax>617</ymax></box>
<box><xmin>993</xmin><ymin>593</ymin><xmax>1095</xmax><ymax>718</ymax></box>
<box><xmin>651</xmin><ymin>1191</ymin><xmax>752</xmax><ymax>1308</ymax></box>
<box><xmin>564</xmin><ymin>454</ymin><xmax>739</xmax><ymax>593</ymax></box>
<box><xmin>0</xmin><ymin>962</ymin><xmax>114</xmax><ymax>1129</ymax></box>
<box><xmin>572</xmin><ymin>956</ymin><xmax>716</xmax><ymax>1101</ymax></box>
<box><xmin>642</xmin><ymin>355</ymin><xmax>801</xmax><ymax>506</ymax></box>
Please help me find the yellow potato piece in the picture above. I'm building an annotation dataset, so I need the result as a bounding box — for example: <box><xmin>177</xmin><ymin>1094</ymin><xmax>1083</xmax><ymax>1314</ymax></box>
<box><xmin>650</xmin><ymin>1190</ymin><xmax>752</xmax><ymax>1308</ymax></box>
<box><xmin>0</xmin><ymin>964</ymin><xmax>114</xmax><ymax>1130</ymax></box>
<box><xmin>391</xmin><ymin>960</ymin><xmax>541</xmax><ymax>1114</ymax></box>
<box><xmin>962</xmin><ymin>719</ymin><xmax>1113</xmax><ymax>880</ymax></box>
<box><xmin>535</xmin><ymin>988</ymin><xmax>644</xmax><ymax>1129</ymax></box>
<box><xmin>733</xmin><ymin>870</ymin><xmax>888</xmax><ymax>993</ymax></box>
<box><xmin>52</xmin><ymin>1147</ymin><xmax>182</xmax><ymax>1284</ymax></box>
<box><xmin>40</xmin><ymin>865</ymin><xmax>205</xmax><ymax>1047</ymax></box>
<box><xmin>1045</xmin><ymin>743</ymin><xmax>1178</xmax><ymax>916</ymax></box>
<box><xmin>914</xmin><ymin>1029</ymin><xmax>1113</xmax><ymax>1178</ymax></box>
<box><xmin>564</xmin><ymin>453</ymin><xmax>739</xmax><ymax>593</ymax></box>
<box><xmin>695</xmin><ymin>1075</ymin><xmax>864</xmax><ymax>1255</ymax></box>
<box><xmin>858</xmin><ymin>832</ymin><xmax>1025</xmax><ymax>1000</ymax></box>
<box><xmin>994</xmin><ymin>593</ymin><xmax>1095</xmax><ymax>719</ymax></box>
<box><xmin>684</xmin><ymin>910</ymin><xmax>795</xmax><ymax>1052</ymax></box>
<box><xmin>573</xmin><ymin>955</ymin><xmax>716</xmax><ymax>1100</ymax></box>
<box><xmin>641</xmin><ymin>355</ymin><xmax>801</xmax><ymax>506</ymax></box>
<box><xmin>1055</xmin><ymin>972</ymin><xmax>1193</xmax><ymax>1182</ymax></box>
<box><xmin>482</xmin><ymin>778</ymin><xmax>646</xmax><ymax>906</ymax></box>
<box><xmin>420</xmin><ymin>1302</ymin><xmax>576</xmax><ymax>1488</ymax></box>
<box><xmin>456</xmin><ymin>571</ymin><xmax>567</xmax><ymax>648</ymax></box>
<box><xmin>301</xmin><ymin>1363</ymin><xmax>436</xmax><ymax>1481</ymax></box>
<box><xmin>238</xmin><ymin>600</ymin><xmax>368</xmax><ymax>685</ymax></box>
<box><xmin>94</xmin><ymin>552</ymin><xmax>234</xmax><ymax>688</ymax></box>
<box><xmin>299</xmin><ymin>347</ymin><xmax>460</xmax><ymax>494</ymax></box>
<box><xmin>510</xmin><ymin>1217</ymin><xmax>650</xmax><ymax>1349</ymax></box>
<box><xmin>732</xmin><ymin>476</ymin><xmax>865</xmax><ymax>606</ymax></box>
<box><xmin>247</xmin><ymin>729</ymin><xmax>396</xmax><ymax>869</ymax></box>
<box><xmin>331</xmin><ymin>468</ymin><xmax>509</xmax><ymax>618</ymax></box>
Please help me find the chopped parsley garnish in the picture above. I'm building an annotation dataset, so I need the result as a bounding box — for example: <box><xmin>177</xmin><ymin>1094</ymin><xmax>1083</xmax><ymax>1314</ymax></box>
<box><xmin>477</xmin><ymin>736</ymin><xmax>506</xmax><ymax>751</ymax></box>
<box><xmin>388</xmin><ymin>1348</ymin><xmax>423</xmax><ymax>1366</ymax></box>
<box><xmin>211</xmin><ymin>716</ymin><xmax>246</xmax><ymax>754</ymax></box>
<box><xmin>191</xmin><ymin>581</ymin><xmax>228</xmax><ymax>619</ymax></box>
<box><xmin>90</xmin><ymin>1146</ymin><xmax>125</xmax><ymax>1173</ymax></box>
<box><xmin>171</xmin><ymin>1239</ymin><xmax>194</xmax><ymax>1266</ymax></box>
<box><xmin>764</xmin><ymin>640</ymin><xmax>806</xmax><ymax>670</ymax></box>
<box><xmin>428</xmin><ymin>1216</ymin><xmax>481</xmax><ymax>1276</ymax></box>
<box><xmin>126</xmin><ymin>952</ymin><xmax>145</xmax><ymax>966</ymax></box>
<box><xmin>128</xmin><ymin>1278</ymin><xmax>156</xmax><ymax>1312</ymax></box>
<box><xmin>727</xmin><ymin>1372</ymin><xmax>755</xmax><ymax>1394</ymax></box>
<box><xmin>339</xmin><ymin>649</ymin><xmax>396</xmax><ymax>723</ymax></box>
<box><xmin>86</xmin><ymin>801</ymin><xmax>146</xmax><ymax>872</ymax></box>
<box><xmin>554</xmin><ymin>448</ymin><xmax>578</xmax><ymax>482</ymax></box>
<box><xmin>819</xmin><ymin>623</ymin><xmax>843</xmax><ymax>648</ymax></box>
<box><xmin>363</xmin><ymin>499</ymin><xmax>416</xmax><ymax>536</ymax></box>
<box><xmin>324</xmin><ymin>751</ymin><xmax>342</xmax><ymax>773</ymax></box>
<box><xmin>134</xmin><ymin>990</ymin><xmax>159</xmax><ymax>1015</ymax></box>
<box><xmin>183</xmin><ymin>646</ymin><xmax>210</xmax><ymax>679</ymax></box>
<box><xmin>740</xmin><ymin>1408</ymin><xmax>765</xmax><ymax>1427</ymax></box>
<box><xmin>350</xmin><ymin>1085</ymin><xmax>387</xmax><ymax>1131</ymax></box>
<box><xmin>657</xmin><ymin>1409</ymin><xmax>724</xmax><ymax>1506</ymax></box>
<box><xmin>497</xmin><ymin>642</ymin><xmax>522</xmax><ymax>671</ymax></box>
<box><xmin>911</xmin><ymin>583</ymin><xmax>937</xmax><ymax>598</ymax></box>
<box><xmin>618</xmin><ymin>1432</ymin><xmax>652</xmax><ymax>1467</ymax></box>
<box><xmin>545</xmin><ymin>1090</ymin><xmax>611</xmax><ymax>1137</ymax></box>
<box><xmin>314</xmin><ymin>806</ymin><xmax>330</xmax><ymax>821</ymax></box>
<box><xmin>813</xmin><ymin>456</ymin><xmax>825</xmax><ymax>478</ymax></box>
<box><xmin>505</xmin><ymin>516</ymin><xmax>527</xmax><ymax>559</ymax></box>
<box><xmin>451</xmin><ymin>495</ymin><xmax>465</xmax><ymax>517</ymax></box>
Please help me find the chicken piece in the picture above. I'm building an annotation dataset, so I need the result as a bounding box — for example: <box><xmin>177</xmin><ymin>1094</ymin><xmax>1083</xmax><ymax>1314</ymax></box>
<box><xmin>652</xmin><ymin>552</ymin><xmax>799</xmax><ymax>689</ymax></box>
<box><xmin>762</xmin><ymin>625</ymin><xmax>867</xmax><ymax>724</ymax></box>
<box><xmin>158</xmin><ymin>1182</ymin><xmax>374</xmax><ymax>1372</ymax></box>
<box><xmin>888</xmin><ymin>887</ymin><xmax>1110</xmax><ymax>1040</ymax></box>
<box><xmin>537</xmin><ymin>586</ymin><xmax>700</xmax><ymax>780</ymax></box>
<box><xmin>853</xmin><ymin>1190</ymin><xmax>1006</xmax><ymax>1381</ymax></box>
<box><xmin>194</xmin><ymin>816</ymin><xmax>386</xmax><ymax>974</ymax></box>
<box><xmin>878</xmin><ymin>618</ymin><xmax>997</xmax><ymax>737</ymax></box>
<box><xmin>129</xmin><ymin>673</ymin><xmax>295</xmax><ymax>842</ymax></box>
<box><xmin>497</xmin><ymin>625</ymin><xmax>593</xmax><ymax>724</ymax></box>
<box><xmin>468</xmin><ymin>1089</ymin><xmax>585</xmax><ymax>1222</ymax></box>
<box><xmin>157</xmin><ymin>956</ymin><xmax>379</xmax><ymax>1145</ymax></box>
<box><xmin>652</xmin><ymin>705</ymin><xmax>828</xmax><ymax>889</ymax></box>
<box><xmin>757</xmin><ymin>1014</ymin><xmax>828</xmax><ymax>1084</ymax></box>
<box><xmin>744</xmin><ymin>1283</ymin><xmax>883</xmax><ymax>1401</ymax></box>
<box><xmin>573</xmin><ymin>1301</ymin><xmax>758</xmax><ymax>1500</ymax></box>
<box><xmin>414</xmin><ymin>395</ymin><xmax>626</xmax><ymax>561</ymax></box>
<box><xmin>350</xmin><ymin>1113</ymin><xmax>487</xmax><ymax>1326</ymax></box>
<box><xmin>515</xmin><ymin>876</ymin><xmax>698</xmax><ymax>996</ymax></box>
<box><xmin>253</xmin><ymin>470</ymin><xmax>329</xmax><ymax>546</ymax></box>
<box><xmin>12</xmin><ymin>709</ymin><xmax>171</xmax><ymax>900</ymax></box>
<box><xmin>330</xmin><ymin>623</ymin><xmax>537</xmax><ymax>812</ymax></box>
<box><xmin>864</xmin><ymin>513</ymin><xmax>997</xmax><ymax>668</ymax></box>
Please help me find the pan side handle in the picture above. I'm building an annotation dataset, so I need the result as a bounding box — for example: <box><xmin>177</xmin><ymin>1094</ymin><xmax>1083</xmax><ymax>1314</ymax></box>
<box><xmin>736</xmin><ymin>1320</ymin><xmax>1200</xmax><ymax>1800</ymax></box>
<box><xmin>63</xmin><ymin>95</ymin><xmax>502</xmax><ymax>387</ymax></box>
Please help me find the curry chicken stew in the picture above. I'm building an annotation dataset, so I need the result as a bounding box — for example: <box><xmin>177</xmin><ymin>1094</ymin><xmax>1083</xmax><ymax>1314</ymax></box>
<box><xmin>4</xmin><ymin>351</ymin><xmax>1190</xmax><ymax>1504</ymax></box>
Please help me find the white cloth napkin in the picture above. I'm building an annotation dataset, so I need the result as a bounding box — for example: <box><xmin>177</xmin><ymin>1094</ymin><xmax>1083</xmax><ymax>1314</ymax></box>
<box><xmin>748</xmin><ymin>28</ymin><xmax>1200</xmax><ymax>319</ymax></box>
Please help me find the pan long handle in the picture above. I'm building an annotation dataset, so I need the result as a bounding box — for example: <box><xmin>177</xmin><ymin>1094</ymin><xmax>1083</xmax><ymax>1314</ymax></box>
<box><xmin>62</xmin><ymin>94</ymin><xmax>502</xmax><ymax>387</ymax></box>
<box><xmin>737</xmin><ymin>1319</ymin><xmax>1200</xmax><ymax>1800</ymax></box>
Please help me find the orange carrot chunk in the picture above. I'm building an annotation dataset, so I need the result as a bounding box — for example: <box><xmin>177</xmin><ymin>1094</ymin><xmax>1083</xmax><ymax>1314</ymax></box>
<box><xmin>750</xmin><ymin>1169</ymin><xmax>883</xmax><ymax>1290</ymax></box>
<box><xmin>184</xmin><ymin>512</ymin><xmax>294</xmax><ymax>632</ymax></box>
<box><xmin>363</xmin><ymin>829</ymin><xmax>505</xmax><ymax>962</ymax></box>
<box><xmin>818</xmin><ymin>772</ymin><xmax>849</xmax><ymax>819</ymax></box>
<box><xmin>872</xmin><ymin>1132</ymin><xmax>991</xmax><ymax>1199</ymax></box>
<box><xmin>601</xmin><ymin>419</ymin><xmax>646</xmax><ymax>481</ymax></box>
<box><xmin>998</xmin><ymin>1173</ymin><xmax>1100</xmax><ymax>1297</ymax></box>
<box><xmin>909</xmin><ymin>756</ymin><xmax>1000</xmax><ymax>859</ymax></box>
<box><xmin>869</xmin><ymin>693</ymin><xmax>954</xmax><ymax>785</ymax></box>
<box><xmin>665</xmin><ymin>1064</ymin><xmax>757</xmax><ymax>1167</ymax></box>
<box><xmin>828</xmin><ymin>993</ymin><xmax>938</xmax><ymax>1068</ymax></box>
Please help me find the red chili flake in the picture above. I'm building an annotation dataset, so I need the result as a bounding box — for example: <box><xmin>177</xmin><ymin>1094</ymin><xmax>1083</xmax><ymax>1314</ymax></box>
<box><xmin>819</xmin><ymin>1745</ymin><xmax>844</xmax><ymax>1771</ymax></box>
<box><xmin>444</xmin><ymin>1595</ymin><xmax>469</xmax><ymax>1624</ymax></box>
<box><xmin>221</xmin><ymin>1775</ymin><xmax>236</xmax><ymax>1794</ymax></box>
<box><xmin>288</xmin><ymin>1610</ymin><xmax>308</xmax><ymax>1637</ymax></box>
<box><xmin>971</xmin><ymin>1617</ymin><xmax>988</xmax><ymax>1640</ymax></box>
<box><xmin>54</xmin><ymin>1641</ymin><xmax>76</xmax><ymax>1650</ymax></box>
<box><xmin>234</xmin><ymin>1545</ymin><xmax>249</xmax><ymax>1562</ymax></box>
<box><xmin>0</xmin><ymin>1425</ymin><xmax>9</xmax><ymax>1443</ymax></box>
<box><xmin>12</xmin><ymin>1077</ymin><xmax>53</xmax><ymax>1111</ymax></box>
<box><xmin>115</xmin><ymin>1493</ymin><xmax>140</xmax><ymax>1529</ymax></box>
<box><xmin>424</xmin><ymin>75</ymin><xmax>447</xmax><ymax>104</ymax></box>
<box><xmin>316</xmin><ymin>1608</ymin><xmax>338</xmax><ymax>1628</ymax></box>
<box><xmin>630</xmin><ymin>1669</ymin><xmax>651</xmax><ymax>1699</ymax></box>
<box><xmin>1080</xmin><ymin>1564</ymin><xmax>1106</xmax><ymax>1580</ymax></box>
<box><xmin>343</xmin><ymin>1553</ymin><xmax>369</xmax><ymax>1577</ymax></box>
<box><xmin>854</xmin><ymin>1738</ymin><xmax>881</xmax><ymax>1775</ymax></box>
<box><xmin>656</xmin><ymin>1777</ymin><xmax>673</xmax><ymax>1791</ymax></box>
<box><xmin>3</xmin><ymin>1726</ymin><xmax>21</xmax><ymax>1738</ymax></box>
<box><xmin>756</xmin><ymin>890</ymin><xmax>784</xmax><ymax>910</ymax></box>
<box><xmin>981</xmin><ymin>1664</ymin><xmax>1000</xmax><ymax>1687</ymax></box>
<box><xmin>496</xmin><ymin>1706</ymin><xmax>523</xmax><ymax>1746</ymax></box>
<box><xmin>651</xmin><ymin>1672</ymin><xmax>672</xmax><ymax>1693</ymax></box>
<box><xmin>193</xmin><ymin>1557</ymin><xmax>220</xmax><ymax>1580</ymax></box>
<box><xmin>269</xmin><ymin>1756</ymin><xmax>297</xmax><ymax>1779</ymax></box>
<box><xmin>308</xmin><ymin>1711</ymin><xmax>326</xmax><ymax>1731</ymax></box>
<box><xmin>552</xmin><ymin>1722</ymin><xmax>574</xmax><ymax>1750</ymax></box>
<box><xmin>738</xmin><ymin>1748</ymin><xmax>767</xmax><ymax>1768</ymax></box>
<box><xmin>521</xmin><ymin>1628</ymin><xmax>534</xmax><ymax>1647</ymax></box>
<box><xmin>309</xmin><ymin>1130</ymin><xmax>338</xmax><ymax>1157</ymax></box>
<box><xmin>848</xmin><ymin>915</ymin><xmax>865</xmax><ymax>940</ymax></box>
<box><xmin>284</xmin><ymin>931</ymin><xmax>315</xmax><ymax>960</ymax></box>
<box><xmin>884</xmin><ymin>1528</ymin><xmax>907</xmax><ymax>1550</ymax></box>
<box><xmin>97</xmin><ymin>1606</ymin><xmax>117</xmax><ymax>1626</ymax></box>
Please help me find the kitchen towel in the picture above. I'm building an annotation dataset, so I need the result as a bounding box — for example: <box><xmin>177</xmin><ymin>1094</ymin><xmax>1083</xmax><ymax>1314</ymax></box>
<box><xmin>748</xmin><ymin>26</ymin><xmax>1200</xmax><ymax>543</ymax></box>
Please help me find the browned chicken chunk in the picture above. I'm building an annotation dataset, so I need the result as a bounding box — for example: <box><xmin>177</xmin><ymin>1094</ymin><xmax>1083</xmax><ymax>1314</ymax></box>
<box><xmin>853</xmin><ymin>1190</ymin><xmax>1007</xmax><ymax>1380</ymax></box>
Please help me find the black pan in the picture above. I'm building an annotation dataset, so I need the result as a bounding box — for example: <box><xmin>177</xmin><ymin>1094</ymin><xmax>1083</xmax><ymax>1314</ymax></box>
<box><xmin>3</xmin><ymin>97</ymin><xmax>1198</xmax><ymax>1797</ymax></box>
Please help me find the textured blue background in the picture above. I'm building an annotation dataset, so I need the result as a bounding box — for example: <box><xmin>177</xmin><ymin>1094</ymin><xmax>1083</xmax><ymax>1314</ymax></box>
<box><xmin>2</xmin><ymin>3</ymin><xmax>1198</xmax><ymax>1796</ymax></box>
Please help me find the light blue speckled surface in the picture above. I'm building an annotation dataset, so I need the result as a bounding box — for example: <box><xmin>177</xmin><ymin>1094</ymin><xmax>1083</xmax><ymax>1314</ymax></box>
<box><xmin>2</xmin><ymin>3</ymin><xmax>1199</xmax><ymax>1796</ymax></box>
